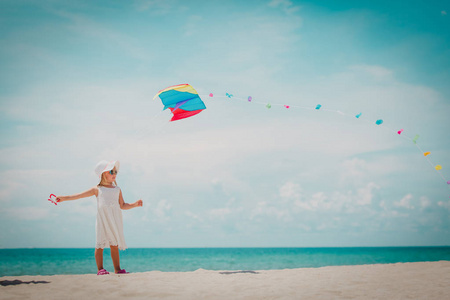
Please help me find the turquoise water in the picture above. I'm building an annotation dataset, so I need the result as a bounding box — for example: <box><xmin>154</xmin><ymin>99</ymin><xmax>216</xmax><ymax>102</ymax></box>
<box><xmin>1</xmin><ymin>247</ymin><xmax>449</xmax><ymax>276</ymax></box>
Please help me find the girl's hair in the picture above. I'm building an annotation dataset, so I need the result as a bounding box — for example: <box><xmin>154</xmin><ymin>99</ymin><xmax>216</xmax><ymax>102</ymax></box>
<box><xmin>97</xmin><ymin>171</ymin><xmax>118</xmax><ymax>187</ymax></box>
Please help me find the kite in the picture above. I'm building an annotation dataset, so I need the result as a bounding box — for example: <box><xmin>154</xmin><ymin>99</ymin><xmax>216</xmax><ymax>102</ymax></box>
<box><xmin>153</xmin><ymin>84</ymin><xmax>206</xmax><ymax>121</ymax></box>
<box><xmin>153</xmin><ymin>86</ymin><xmax>448</xmax><ymax>190</ymax></box>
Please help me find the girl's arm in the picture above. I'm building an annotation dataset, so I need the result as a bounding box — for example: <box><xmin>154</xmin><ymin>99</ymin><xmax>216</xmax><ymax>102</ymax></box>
<box><xmin>57</xmin><ymin>187</ymin><xmax>98</xmax><ymax>202</ymax></box>
<box><xmin>118</xmin><ymin>190</ymin><xmax>143</xmax><ymax>210</ymax></box>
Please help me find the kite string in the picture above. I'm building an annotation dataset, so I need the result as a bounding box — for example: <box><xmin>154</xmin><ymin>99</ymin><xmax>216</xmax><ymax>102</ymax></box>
<box><xmin>201</xmin><ymin>93</ymin><xmax>449</xmax><ymax>185</ymax></box>
<box><xmin>205</xmin><ymin>94</ymin><xmax>410</xmax><ymax>138</ymax></box>
<box><xmin>414</xmin><ymin>143</ymin><xmax>448</xmax><ymax>183</ymax></box>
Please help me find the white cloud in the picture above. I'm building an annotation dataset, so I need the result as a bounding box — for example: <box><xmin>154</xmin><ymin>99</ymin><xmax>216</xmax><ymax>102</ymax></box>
<box><xmin>1</xmin><ymin>207</ymin><xmax>54</xmax><ymax>221</ymax></box>
<box><xmin>294</xmin><ymin>191</ymin><xmax>331</xmax><ymax>211</ymax></box>
<box><xmin>339</xmin><ymin>158</ymin><xmax>376</xmax><ymax>186</ymax></box>
<box><xmin>292</xmin><ymin>182</ymin><xmax>379</xmax><ymax>212</ymax></box>
<box><xmin>0</xmin><ymin>169</ymin><xmax>81</xmax><ymax>206</ymax></box>
<box><xmin>279</xmin><ymin>181</ymin><xmax>301</xmax><ymax>199</ymax></box>
<box><xmin>356</xmin><ymin>182</ymin><xmax>380</xmax><ymax>205</ymax></box>
<box><xmin>0</xmin><ymin>180</ymin><xmax>24</xmax><ymax>203</ymax></box>
<box><xmin>185</xmin><ymin>210</ymin><xmax>203</xmax><ymax>222</ymax></box>
<box><xmin>420</xmin><ymin>196</ymin><xmax>431</xmax><ymax>209</ymax></box>
<box><xmin>251</xmin><ymin>201</ymin><xmax>292</xmax><ymax>221</ymax></box>
<box><xmin>341</xmin><ymin>158</ymin><xmax>368</xmax><ymax>179</ymax></box>
<box><xmin>209</xmin><ymin>208</ymin><xmax>232</xmax><ymax>220</ymax></box>
<box><xmin>309</xmin><ymin>192</ymin><xmax>329</xmax><ymax>209</ymax></box>
<box><xmin>154</xmin><ymin>199</ymin><xmax>172</xmax><ymax>219</ymax></box>
<box><xmin>349</xmin><ymin>64</ymin><xmax>393</xmax><ymax>81</ymax></box>
<box><xmin>395</xmin><ymin>194</ymin><xmax>415</xmax><ymax>209</ymax></box>
<box><xmin>48</xmin><ymin>9</ymin><xmax>153</xmax><ymax>62</ymax></box>
<box><xmin>133</xmin><ymin>0</ymin><xmax>178</xmax><ymax>14</ymax></box>
<box><xmin>268</xmin><ymin>0</ymin><xmax>301</xmax><ymax>15</ymax></box>
<box><xmin>437</xmin><ymin>200</ymin><xmax>450</xmax><ymax>210</ymax></box>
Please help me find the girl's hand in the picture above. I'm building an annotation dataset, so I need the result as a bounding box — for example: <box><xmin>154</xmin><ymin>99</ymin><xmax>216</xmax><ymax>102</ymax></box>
<box><xmin>135</xmin><ymin>200</ymin><xmax>143</xmax><ymax>207</ymax></box>
<box><xmin>56</xmin><ymin>196</ymin><xmax>64</xmax><ymax>203</ymax></box>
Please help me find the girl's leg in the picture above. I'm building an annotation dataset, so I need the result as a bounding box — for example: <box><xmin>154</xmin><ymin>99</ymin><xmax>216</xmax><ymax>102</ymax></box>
<box><xmin>110</xmin><ymin>245</ymin><xmax>121</xmax><ymax>273</ymax></box>
<box><xmin>95</xmin><ymin>248</ymin><xmax>104</xmax><ymax>270</ymax></box>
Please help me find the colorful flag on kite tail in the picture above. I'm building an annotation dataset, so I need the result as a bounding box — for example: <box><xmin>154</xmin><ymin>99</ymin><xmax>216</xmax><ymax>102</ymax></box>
<box><xmin>153</xmin><ymin>84</ymin><xmax>206</xmax><ymax>121</ymax></box>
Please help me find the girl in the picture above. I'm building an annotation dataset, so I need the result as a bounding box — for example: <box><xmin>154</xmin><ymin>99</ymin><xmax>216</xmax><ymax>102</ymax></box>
<box><xmin>56</xmin><ymin>160</ymin><xmax>143</xmax><ymax>275</ymax></box>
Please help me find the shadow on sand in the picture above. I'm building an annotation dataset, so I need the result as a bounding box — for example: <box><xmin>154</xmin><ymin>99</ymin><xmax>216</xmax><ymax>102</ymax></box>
<box><xmin>219</xmin><ymin>270</ymin><xmax>259</xmax><ymax>275</ymax></box>
<box><xmin>0</xmin><ymin>280</ymin><xmax>50</xmax><ymax>286</ymax></box>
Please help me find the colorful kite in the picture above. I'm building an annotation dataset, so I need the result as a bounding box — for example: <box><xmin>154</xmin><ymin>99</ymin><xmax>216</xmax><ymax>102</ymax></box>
<box><xmin>153</xmin><ymin>85</ymin><xmax>448</xmax><ymax>191</ymax></box>
<box><xmin>153</xmin><ymin>84</ymin><xmax>206</xmax><ymax>121</ymax></box>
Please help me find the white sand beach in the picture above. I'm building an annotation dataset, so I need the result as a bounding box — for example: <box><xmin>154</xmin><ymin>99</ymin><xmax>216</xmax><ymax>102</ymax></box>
<box><xmin>1</xmin><ymin>261</ymin><xmax>449</xmax><ymax>300</ymax></box>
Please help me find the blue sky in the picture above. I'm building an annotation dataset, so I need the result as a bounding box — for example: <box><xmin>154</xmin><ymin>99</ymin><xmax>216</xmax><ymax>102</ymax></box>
<box><xmin>0</xmin><ymin>0</ymin><xmax>449</xmax><ymax>248</ymax></box>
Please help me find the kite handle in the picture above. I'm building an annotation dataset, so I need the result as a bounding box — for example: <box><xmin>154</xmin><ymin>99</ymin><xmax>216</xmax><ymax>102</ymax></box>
<box><xmin>48</xmin><ymin>194</ymin><xmax>59</xmax><ymax>205</ymax></box>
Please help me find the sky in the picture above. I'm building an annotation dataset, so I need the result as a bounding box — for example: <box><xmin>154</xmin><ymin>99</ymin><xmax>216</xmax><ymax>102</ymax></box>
<box><xmin>0</xmin><ymin>0</ymin><xmax>449</xmax><ymax>248</ymax></box>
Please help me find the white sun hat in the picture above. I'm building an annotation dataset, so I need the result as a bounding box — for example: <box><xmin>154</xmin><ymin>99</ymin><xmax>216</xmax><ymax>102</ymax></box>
<box><xmin>94</xmin><ymin>160</ymin><xmax>120</xmax><ymax>178</ymax></box>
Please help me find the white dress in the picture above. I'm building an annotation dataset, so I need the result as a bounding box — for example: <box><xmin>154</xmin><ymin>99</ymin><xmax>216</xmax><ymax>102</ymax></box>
<box><xmin>95</xmin><ymin>186</ymin><xmax>127</xmax><ymax>250</ymax></box>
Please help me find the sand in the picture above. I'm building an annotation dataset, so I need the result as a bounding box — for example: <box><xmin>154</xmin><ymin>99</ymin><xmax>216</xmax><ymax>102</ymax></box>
<box><xmin>1</xmin><ymin>261</ymin><xmax>449</xmax><ymax>299</ymax></box>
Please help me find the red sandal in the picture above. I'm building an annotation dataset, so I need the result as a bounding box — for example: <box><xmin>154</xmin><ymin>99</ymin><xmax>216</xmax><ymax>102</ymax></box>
<box><xmin>97</xmin><ymin>269</ymin><xmax>109</xmax><ymax>275</ymax></box>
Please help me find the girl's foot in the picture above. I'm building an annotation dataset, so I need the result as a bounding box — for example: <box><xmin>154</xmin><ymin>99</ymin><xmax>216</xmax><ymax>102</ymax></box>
<box><xmin>115</xmin><ymin>269</ymin><xmax>129</xmax><ymax>274</ymax></box>
<box><xmin>97</xmin><ymin>269</ymin><xmax>109</xmax><ymax>275</ymax></box>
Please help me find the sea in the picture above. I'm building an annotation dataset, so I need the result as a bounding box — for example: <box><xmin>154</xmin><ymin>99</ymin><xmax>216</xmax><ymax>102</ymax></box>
<box><xmin>1</xmin><ymin>247</ymin><xmax>449</xmax><ymax>276</ymax></box>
